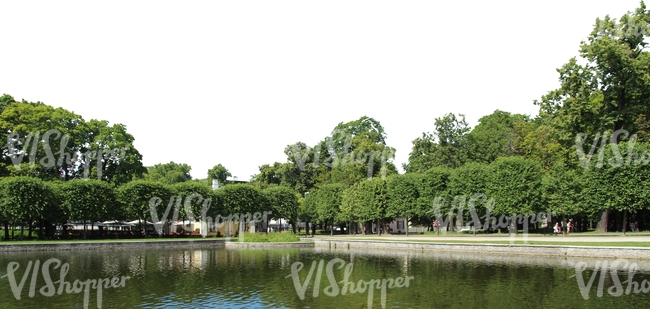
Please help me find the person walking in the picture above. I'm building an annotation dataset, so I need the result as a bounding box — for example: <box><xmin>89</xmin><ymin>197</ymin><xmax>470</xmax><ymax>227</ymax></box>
<box><xmin>433</xmin><ymin>219</ymin><xmax>440</xmax><ymax>236</ymax></box>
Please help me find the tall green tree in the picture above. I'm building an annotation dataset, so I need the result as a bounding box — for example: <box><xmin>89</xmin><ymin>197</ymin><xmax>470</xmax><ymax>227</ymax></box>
<box><xmin>448</xmin><ymin>162</ymin><xmax>492</xmax><ymax>229</ymax></box>
<box><xmin>207</xmin><ymin>164</ymin><xmax>231</xmax><ymax>187</ymax></box>
<box><xmin>340</xmin><ymin>178</ymin><xmax>388</xmax><ymax>235</ymax></box>
<box><xmin>171</xmin><ymin>181</ymin><xmax>214</xmax><ymax>233</ymax></box>
<box><xmin>117</xmin><ymin>180</ymin><xmax>173</xmax><ymax>237</ymax></box>
<box><xmin>416</xmin><ymin>167</ymin><xmax>452</xmax><ymax>230</ymax></box>
<box><xmin>581</xmin><ymin>141</ymin><xmax>650</xmax><ymax>234</ymax></box>
<box><xmin>466</xmin><ymin>110</ymin><xmax>530</xmax><ymax>164</ymax></box>
<box><xmin>263</xmin><ymin>186</ymin><xmax>300</xmax><ymax>233</ymax></box>
<box><xmin>488</xmin><ymin>157</ymin><xmax>544</xmax><ymax>218</ymax></box>
<box><xmin>82</xmin><ymin>120</ymin><xmax>146</xmax><ymax>185</ymax></box>
<box><xmin>0</xmin><ymin>98</ymin><xmax>145</xmax><ymax>183</ymax></box>
<box><xmin>386</xmin><ymin>173</ymin><xmax>420</xmax><ymax>236</ymax></box>
<box><xmin>0</xmin><ymin>177</ymin><xmax>62</xmax><ymax>240</ymax></box>
<box><xmin>534</xmin><ymin>3</ymin><xmax>650</xmax><ymax>230</ymax></box>
<box><xmin>0</xmin><ymin>101</ymin><xmax>86</xmax><ymax>180</ymax></box>
<box><xmin>404</xmin><ymin>113</ymin><xmax>470</xmax><ymax>172</ymax></box>
<box><xmin>59</xmin><ymin>179</ymin><xmax>120</xmax><ymax>239</ymax></box>
<box><xmin>310</xmin><ymin>183</ymin><xmax>346</xmax><ymax>235</ymax></box>
<box><xmin>217</xmin><ymin>184</ymin><xmax>268</xmax><ymax>235</ymax></box>
<box><xmin>143</xmin><ymin>161</ymin><xmax>192</xmax><ymax>184</ymax></box>
<box><xmin>315</xmin><ymin>116</ymin><xmax>397</xmax><ymax>184</ymax></box>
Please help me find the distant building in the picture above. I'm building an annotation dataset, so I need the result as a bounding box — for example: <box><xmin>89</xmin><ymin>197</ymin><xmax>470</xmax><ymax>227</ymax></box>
<box><xmin>212</xmin><ymin>176</ymin><xmax>248</xmax><ymax>189</ymax></box>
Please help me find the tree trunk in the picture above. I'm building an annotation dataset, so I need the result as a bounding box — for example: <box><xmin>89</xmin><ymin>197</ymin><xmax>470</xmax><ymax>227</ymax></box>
<box><xmin>330</xmin><ymin>219</ymin><xmax>334</xmax><ymax>236</ymax></box>
<box><xmin>596</xmin><ymin>210</ymin><xmax>608</xmax><ymax>232</ymax></box>
<box><xmin>449</xmin><ymin>217</ymin><xmax>455</xmax><ymax>233</ymax></box>
<box><xmin>377</xmin><ymin>219</ymin><xmax>381</xmax><ymax>236</ymax></box>
<box><xmin>623</xmin><ymin>210</ymin><xmax>628</xmax><ymax>236</ymax></box>
<box><xmin>405</xmin><ymin>217</ymin><xmax>409</xmax><ymax>236</ymax></box>
<box><xmin>3</xmin><ymin>222</ymin><xmax>8</xmax><ymax>241</ymax></box>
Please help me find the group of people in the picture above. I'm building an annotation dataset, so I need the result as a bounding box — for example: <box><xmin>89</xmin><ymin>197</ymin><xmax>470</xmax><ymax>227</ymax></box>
<box><xmin>553</xmin><ymin>220</ymin><xmax>574</xmax><ymax>235</ymax></box>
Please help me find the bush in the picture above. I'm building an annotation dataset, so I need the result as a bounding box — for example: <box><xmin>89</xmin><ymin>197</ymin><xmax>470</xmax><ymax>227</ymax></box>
<box><xmin>241</xmin><ymin>232</ymin><xmax>299</xmax><ymax>242</ymax></box>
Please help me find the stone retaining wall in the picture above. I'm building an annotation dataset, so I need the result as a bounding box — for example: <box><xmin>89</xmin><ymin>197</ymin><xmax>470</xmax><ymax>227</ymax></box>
<box><xmin>0</xmin><ymin>240</ymin><xmax>316</xmax><ymax>252</ymax></box>
<box><xmin>224</xmin><ymin>242</ymin><xmax>315</xmax><ymax>249</ymax></box>
<box><xmin>0</xmin><ymin>240</ymin><xmax>226</xmax><ymax>252</ymax></box>
<box><xmin>314</xmin><ymin>240</ymin><xmax>650</xmax><ymax>260</ymax></box>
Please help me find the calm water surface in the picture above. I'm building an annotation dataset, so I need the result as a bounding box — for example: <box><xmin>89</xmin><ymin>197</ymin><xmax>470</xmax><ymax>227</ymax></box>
<box><xmin>0</xmin><ymin>247</ymin><xmax>648</xmax><ymax>308</ymax></box>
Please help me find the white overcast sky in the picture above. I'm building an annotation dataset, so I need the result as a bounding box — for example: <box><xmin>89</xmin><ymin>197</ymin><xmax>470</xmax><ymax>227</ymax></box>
<box><xmin>1</xmin><ymin>1</ymin><xmax>644</xmax><ymax>181</ymax></box>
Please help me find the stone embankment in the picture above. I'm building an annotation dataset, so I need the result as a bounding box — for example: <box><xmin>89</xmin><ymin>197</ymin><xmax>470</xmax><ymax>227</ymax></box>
<box><xmin>313</xmin><ymin>239</ymin><xmax>650</xmax><ymax>260</ymax></box>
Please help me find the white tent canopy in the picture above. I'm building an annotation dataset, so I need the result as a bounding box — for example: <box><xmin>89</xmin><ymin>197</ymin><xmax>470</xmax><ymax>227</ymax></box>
<box><xmin>102</xmin><ymin>220</ymin><xmax>134</xmax><ymax>226</ymax></box>
<box><xmin>128</xmin><ymin>220</ymin><xmax>153</xmax><ymax>225</ymax></box>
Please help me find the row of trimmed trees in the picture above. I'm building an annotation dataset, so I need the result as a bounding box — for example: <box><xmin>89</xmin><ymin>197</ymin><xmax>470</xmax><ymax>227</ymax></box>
<box><xmin>0</xmin><ymin>177</ymin><xmax>303</xmax><ymax>240</ymax></box>
<box><xmin>4</xmin><ymin>140</ymin><xmax>649</xmax><ymax>240</ymax></box>
<box><xmin>302</xmin><ymin>148</ymin><xmax>650</xmax><ymax>235</ymax></box>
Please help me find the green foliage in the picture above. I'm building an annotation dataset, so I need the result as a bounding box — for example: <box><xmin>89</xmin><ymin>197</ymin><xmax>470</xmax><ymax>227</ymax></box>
<box><xmin>0</xmin><ymin>94</ymin><xmax>16</xmax><ymax>114</ymax></box>
<box><xmin>404</xmin><ymin>113</ymin><xmax>470</xmax><ymax>172</ymax></box>
<box><xmin>0</xmin><ymin>98</ymin><xmax>145</xmax><ymax>183</ymax></box>
<box><xmin>307</xmin><ymin>183</ymin><xmax>346</xmax><ymax>225</ymax></box>
<box><xmin>386</xmin><ymin>174</ymin><xmax>419</xmax><ymax>219</ymax></box>
<box><xmin>207</xmin><ymin>164</ymin><xmax>231</xmax><ymax>187</ymax></box>
<box><xmin>240</xmin><ymin>232</ymin><xmax>299</xmax><ymax>242</ymax></box>
<box><xmin>59</xmin><ymin>179</ymin><xmax>121</xmax><ymax>222</ymax></box>
<box><xmin>447</xmin><ymin>162</ymin><xmax>492</xmax><ymax>220</ymax></box>
<box><xmin>466</xmin><ymin>110</ymin><xmax>530</xmax><ymax>164</ymax></box>
<box><xmin>0</xmin><ymin>177</ymin><xmax>61</xmax><ymax>225</ymax></box>
<box><xmin>534</xmin><ymin>3</ymin><xmax>650</xmax><ymax>158</ymax></box>
<box><xmin>488</xmin><ymin>157</ymin><xmax>544</xmax><ymax>215</ymax></box>
<box><xmin>142</xmin><ymin>161</ymin><xmax>192</xmax><ymax>184</ymax></box>
<box><xmin>82</xmin><ymin>120</ymin><xmax>146</xmax><ymax>185</ymax></box>
<box><xmin>217</xmin><ymin>184</ymin><xmax>267</xmax><ymax>216</ymax></box>
<box><xmin>448</xmin><ymin>162</ymin><xmax>491</xmax><ymax>197</ymax></box>
<box><xmin>263</xmin><ymin>186</ymin><xmax>300</xmax><ymax>226</ymax></box>
<box><xmin>581</xmin><ymin>141</ymin><xmax>650</xmax><ymax>217</ymax></box>
<box><xmin>340</xmin><ymin>178</ymin><xmax>388</xmax><ymax>224</ymax></box>
<box><xmin>117</xmin><ymin>180</ymin><xmax>173</xmax><ymax>222</ymax></box>
<box><xmin>171</xmin><ymin>181</ymin><xmax>214</xmax><ymax>221</ymax></box>
<box><xmin>542</xmin><ymin>164</ymin><xmax>584</xmax><ymax>217</ymax></box>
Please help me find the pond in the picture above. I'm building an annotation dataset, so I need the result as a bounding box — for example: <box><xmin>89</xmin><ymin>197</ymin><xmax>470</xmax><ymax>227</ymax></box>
<box><xmin>0</xmin><ymin>247</ymin><xmax>648</xmax><ymax>308</ymax></box>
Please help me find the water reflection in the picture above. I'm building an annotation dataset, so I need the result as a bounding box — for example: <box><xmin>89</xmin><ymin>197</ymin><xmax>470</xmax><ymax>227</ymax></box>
<box><xmin>0</xmin><ymin>248</ymin><xmax>647</xmax><ymax>308</ymax></box>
